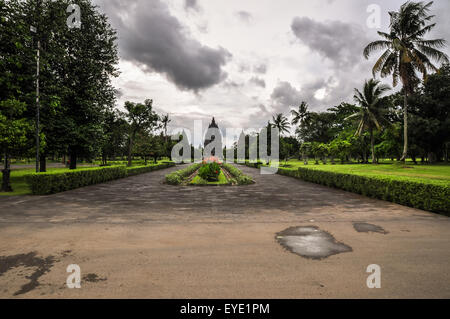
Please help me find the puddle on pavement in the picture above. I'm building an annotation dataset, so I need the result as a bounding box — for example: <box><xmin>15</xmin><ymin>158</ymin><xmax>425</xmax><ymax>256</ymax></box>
<box><xmin>353</xmin><ymin>222</ymin><xmax>388</xmax><ymax>234</ymax></box>
<box><xmin>276</xmin><ymin>226</ymin><xmax>352</xmax><ymax>260</ymax></box>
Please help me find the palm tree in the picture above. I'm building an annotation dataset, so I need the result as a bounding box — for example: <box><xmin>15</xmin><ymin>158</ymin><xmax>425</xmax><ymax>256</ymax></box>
<box><xmin>363</xmin><ymin>1</ymin><xmax>448</xmax><ymax>162</ymax></box>
<box><xmin>347</xmin><ymin>79</ymin><xmax>391</xmax><ymax>164</ymax></box>
<box><xmin>270</xmin><ymin>113</ymin><xmax>291</xmax><ymax>136</ymax></box>
<box><xmin>290</xmin><ymin>102</ymin><xmax>310</xmax><ymax>126</ymax></box>
<box><xmin>161</xmin><ymin>113</ymin><xmax>171</xmax><ymax>138</ymax></box>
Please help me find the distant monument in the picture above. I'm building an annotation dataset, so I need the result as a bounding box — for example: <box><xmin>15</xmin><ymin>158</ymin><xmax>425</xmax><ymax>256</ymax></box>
<box><xmin>204</xmin><ymin>117</ymin><xmax>223</xmax><ymax>157</ymax></box>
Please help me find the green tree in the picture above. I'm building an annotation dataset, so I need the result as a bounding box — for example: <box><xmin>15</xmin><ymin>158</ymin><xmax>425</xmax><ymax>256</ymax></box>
<box><xmin>347</xmin><ymin>79</ymin><xmax>391</xmax><ymax>163</ymax></box>
<box><xmin>363</xmin><ymin>1</ymin><xmax>449</xmax><ymax>162</ymax></box>
<box><xmin>290</xmin><ymin>102</ymin><xmax>310</xmax><ymax>127</ymax></box>
<box><xmin>0</xmin><ymin>99</ymin><xmax>33</xmax><ymax>192</ymax></box>
<box><xmin>270</xmin><ymin>113</ymin><xmax>291</xmax><ymax>136</ymax></box>
<box><xmin>124</xmin><ymin>99</ymin><xmax>159</xmax><ymax>167</ymax></box>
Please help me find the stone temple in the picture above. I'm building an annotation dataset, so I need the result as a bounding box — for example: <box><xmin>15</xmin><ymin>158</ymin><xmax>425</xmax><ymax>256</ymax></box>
<box><xmin>204</xmin><ymin>117</ymin><xmax>223</xmax><ymax>157</ymax></box>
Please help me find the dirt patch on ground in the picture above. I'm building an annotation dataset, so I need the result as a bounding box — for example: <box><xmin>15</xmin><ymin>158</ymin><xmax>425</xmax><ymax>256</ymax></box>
<box><xmin>0</xmin><ymin>252</ymin><xmax>55</xmax><ymax>296</ymax></box>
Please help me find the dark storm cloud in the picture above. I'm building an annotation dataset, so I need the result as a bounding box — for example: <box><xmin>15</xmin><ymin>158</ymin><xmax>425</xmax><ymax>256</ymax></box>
<box><xmin>290</xmin><ymin>16</ymin><xmax>376</xmax><ymax>110</ymax></box>
<box><xmin>270</xmin><ymin>81</ymin><xmax>302</xmax><ymax>113</ymax></box>
<box><xmin>291</xmin><ymin>16</ymin><xmax>369</xmax><ymax>68</ymax></box>
<box><xmin>96</xmin><ymin>0</ymin><xmax>231</xmax><ymax>92</ymax></box>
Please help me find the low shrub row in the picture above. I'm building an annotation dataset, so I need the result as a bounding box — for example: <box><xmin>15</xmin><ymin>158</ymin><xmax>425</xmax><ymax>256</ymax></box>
<box><xmin>26</xmin><ymin>162</ymin><xmax>175</xmax><ymax>195</ymax></box>
<box><xmin>126</xmin><ymin>162</ymin><xmax>175</xmax><ymax>176</ymax></box>
<box><xmin>165</xmin><ymin>163</ymin><xmax>202</xmax><ymax>185</ymax></box>
<box><xmin>277</xmin><ymin>167</ymin><xmax>449</xmax><ymax>215</ymax></box>
<box><xmin>222</xmin><ymin>163</ymin><xmax>255</xmax><ymax>185</ymax></box>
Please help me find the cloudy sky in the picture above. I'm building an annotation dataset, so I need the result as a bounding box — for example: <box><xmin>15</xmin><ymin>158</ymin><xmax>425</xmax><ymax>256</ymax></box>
<box><xmin>94</xmin><ymin>0</ymin><xmax>450</xmax><ymax>146</ymax></box>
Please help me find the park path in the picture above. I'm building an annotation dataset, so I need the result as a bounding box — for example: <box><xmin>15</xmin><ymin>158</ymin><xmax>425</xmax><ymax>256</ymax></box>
<box><xmin>0</xmin><ymin>164</ymin><xmax>449</xmax><ymax>298</ymax></box>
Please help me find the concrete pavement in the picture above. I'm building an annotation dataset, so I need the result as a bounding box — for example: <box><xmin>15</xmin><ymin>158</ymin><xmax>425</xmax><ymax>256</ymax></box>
<box><xmin>0</xmin><ymin>165</ymin><xmax>449</xmax><ymax>298</ymax></box>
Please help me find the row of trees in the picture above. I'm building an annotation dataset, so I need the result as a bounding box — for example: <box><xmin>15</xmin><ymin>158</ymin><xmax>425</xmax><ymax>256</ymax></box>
<box><xmin>265</xmin><ymin>63</ymin><xmax>449</xmax><ymax>165</ymax></box>
<box><xmin>258</xmin><ymin>1</ymin><xmax>449</xmax><ymax>165</ymax></box>
<box><xmin>0</xmin><ymin>0</ymin><xmax>176</xmax><ymax>192</ymax></box>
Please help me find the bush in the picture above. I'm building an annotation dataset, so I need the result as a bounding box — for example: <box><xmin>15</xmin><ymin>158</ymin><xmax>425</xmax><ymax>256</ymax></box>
<box><xmin>26</xmin><ymin>166</ymin><xmax>128</xmax><ymax>195</ymax></box>
<box><xmin>165</xmin><ymin>163</ymin><xmax>202</xmax><ymax>185</ymax></box>
<box><xmin>126</xmin><ymin>162</ymin><xmax>175</xmax><ymax>176</ymax></box>
<box><xmin>222</xmin><ymin>163</ymin><xmax>255</xmax><ymax>185</ymax></box>
<box><xmin>287</xmin><ymin>167</ymin><xmax>449</xmax><ymax>215</ymax></box>
<box><xmin>25</xmin><ymin>162</ymin><xmax>176</xmax><ymax>195</ymax></box>
<box><xmin>222</xmin><ymin>163</ymin><xmax>243</xmax><ymax>177</ymax></box>
<box><xmin>237</xmin><ymin>175</ymin><xmax>254</xmax><ymax>185</ymax></box>
<box><xmin>198</xmin><ymin>162</ymin><xmax>221</xmax><ymax>181</ymax></box>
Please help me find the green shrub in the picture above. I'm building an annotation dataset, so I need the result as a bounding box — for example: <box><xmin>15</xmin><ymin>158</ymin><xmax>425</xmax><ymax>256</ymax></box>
<box><xmin>165</xmin><ymin>163</ymin><xmax>202</xmax><ymax>185</ymax></box>
<box><xmin>26</xmin><ymin>166</ymin><xmax>128</xmax><ymax>195</ymax></box>
<box><xmin>222</xmin><ymin>163</ymin><xmax>243</xmax><ymax>177</ymax></box>
<box><xmin>166</xmin><ymin>173</ymin><xmax>182</xmax><ymax>185</ymax></box>
<box><xmin>198</xmin><ymin>162</ymin><xmax>221</xmax><ymax>181</ymax></box>
<box><xmin>126</xmin><ymin>162</ymin><xmax>175</xmax><ymax>176</ymax></box>
<box><xmin>222</xmin><ymin>163</ymin><xmax>254</xmax><ymax>185</ymax></box>
<box><xmin>25</xmin><ymin>162</ymin><xmax>176</xmax><ymax>195</ymax></box>
<box><xmin>237</xmin><ymin>175</ymin><xmax>254</xmax><ymax>185</ymax></box>
<box><xmin>195</xmin><ymin>177</ymin><xmax>209</xmax><ymax>185</ymax></box>
<box><xmin>287</xmin><ymin>167</ymin><xmax>449</xmax><ymax>215</ymax></box>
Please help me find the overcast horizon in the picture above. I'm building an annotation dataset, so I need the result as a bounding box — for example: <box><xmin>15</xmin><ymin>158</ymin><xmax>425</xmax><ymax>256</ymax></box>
<box><xmin>94</xmin><ymin>0</ymin><xmax>450</xmax><ymax>146</ymax></box>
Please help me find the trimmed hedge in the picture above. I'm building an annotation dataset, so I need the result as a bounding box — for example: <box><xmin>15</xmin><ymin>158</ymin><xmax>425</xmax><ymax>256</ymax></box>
<box><xmin>165</xmin><ymin>163</ymin><xmax>202</xmax><ymax>185</ymax></box>
<box><xmin>222</xmin><ymin>163</ymin><xmax>255</xmax><ymax>185</ymax></box>
<box><xmin>26</xmin><ymin>166</ymin><xmax>127</xmax><ymax>195</ymax></box>
<box><xmin>277</xmin><ymin>167</ymin><xmax>449</xmax><ymax>215</ymax></box>
<box><xmin>126</xmin><ymin>162</ymin><xmax>175</xmax><ymax>176</ymax></box>
<box><xmin>26</xmin><ymin>162</ymin><xmax>175</xmax><ymax>195</ymax></box>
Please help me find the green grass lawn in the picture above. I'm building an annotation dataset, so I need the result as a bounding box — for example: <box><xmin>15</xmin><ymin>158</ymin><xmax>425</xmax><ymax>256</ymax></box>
<box><xmin>0</xmin><ymin>160</ymin><xmax>172</xmax><ymax>196</ymax></box>
<box><xmin>273</xmin><ymin>160</ymin><xmax>450</xmax><ymax>187</ymax></box>
<box><xmin>190</xmin><ymin>170</ymin><xmax>229</xmax><ymax>185</ymax></box>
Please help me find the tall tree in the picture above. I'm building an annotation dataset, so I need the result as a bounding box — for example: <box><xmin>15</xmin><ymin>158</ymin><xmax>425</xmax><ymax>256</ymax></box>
<box><xmin>270</xmin><ymin>113</ymin><xmax>291</xmax><ymax>136</ymax></box>
<box><xmin>290</xmin><ymin>102</ymin><xmax>310</xmax><ymax>127</ymax></box>
<box><xmin>347</xmin><ymin>79</ymin><xmax>391</xmax><ymax>163</ymax></box>
<box><xmin>0</xmin><ymin>99</ymin><xmax>33</xmax><ymax>192</ymax></box>
<box><xmin>45</xmin><ymin>0</ymin><xmax>119</xmax><ymax>169</ymax></box>
<box><xmin>160</xmin><ymin>113</ymin><xmax>171</xmax><ymax>138</ymax></box>
<box><xmin>363</xmin><ymin>1</ymin><xmax>449</xmax><ymax>162</ymax></box>
<box><xmin>124</xmin><ymin>99</ymin><xmax>158</xmax><ymax>167</ymax></box>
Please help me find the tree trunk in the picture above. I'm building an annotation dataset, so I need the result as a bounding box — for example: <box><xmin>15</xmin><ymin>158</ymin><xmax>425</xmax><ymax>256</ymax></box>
<box><xmin>40</xmin><ymin>153</ymin><xmax>47</xmax><ymax>172</ymax></box>
<box><xmin>400</xmin><ymin>91</ymin><xmax>408</xmax><ymax>162</ymax></box>
<box><xmin>127</xmin><ymin>132</ymin><xmax>135</xmax><ymax>167</ymax></box>
<box><xmin>370</xmin><ymin>128</ymin><xmax>376</xmax><ymax>164</ymax></box>
<box><xmin>69</xmin><ymin>151</ymin><xmax>77</xmax><ymax>170</ymax></box>
<box><xmin>2</xmin><ymin>153</ymin><xmax>12</xmax><ymax>192</ymax></box>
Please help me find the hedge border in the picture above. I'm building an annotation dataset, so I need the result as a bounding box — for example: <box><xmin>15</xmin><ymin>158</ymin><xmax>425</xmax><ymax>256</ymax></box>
<box><xmin>276</xmin><ymin>167</ymin><xmax>449</xmax><ymax>215</ymax></box>
<box><xmin>26</xmin><ymin>162</ymin><xmax>175</xmax><ymax>195</ymax></box>
<box><xmin>222</xmin><ymin>163</ymin><xmax>255</xmax><ymax>185</ymax></box>
<box><xmin>165</xmin><ymin>163</ymin><xmax>202</xmax><ymax>185</ymax></box>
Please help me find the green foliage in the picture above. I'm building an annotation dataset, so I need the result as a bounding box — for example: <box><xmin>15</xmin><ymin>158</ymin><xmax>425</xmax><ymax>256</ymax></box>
<box><xmin>223</xmin><ymin>163</ymin><xmax>255</xmax><ymax>185</ymax></box>
<box><xmin>0</xmin><ymin>99</ymin><xmax>33</xmax><ymax>154</ymax></box>
<box><xmin>25</xmin><ymin>166</ymin><xmax>128</xmax><ymax>195</ymax></box>
<box><xmin>165</xmin><ymin>164</ymin><xmax>202</xmax><ymax>185</ymax></box>
<box><xmin>198</xmin><ymin>162</ymin><xmax>221</xmax><ymax>182</ymax></box>
<box><xmin>24</xmin><ymin>162</ymin><xmax>175</xmax><ymax>195</ymax></box>
<box><xmin>126</xmin><ymin>162</ymin><xmax>175</xmax><ymax>176</ymax></box>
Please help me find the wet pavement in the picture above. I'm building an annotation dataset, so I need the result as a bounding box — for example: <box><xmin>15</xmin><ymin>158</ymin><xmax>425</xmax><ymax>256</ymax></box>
<box><xmin>0</xmin><ymin>164</ymin><xmax>449</xmax><ymax>298</ymax></box>
<box><xmin>276</xmin><ymin>226</ymin><xmax>352</xmax><ymax>260</ymax></box>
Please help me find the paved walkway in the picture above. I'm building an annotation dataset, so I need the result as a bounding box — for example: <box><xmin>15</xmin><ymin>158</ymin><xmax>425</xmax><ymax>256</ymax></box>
<box><xmin>0</xmin><ymin>165</ymin><xmax>449</xmax><ymax>298</ymax></box>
